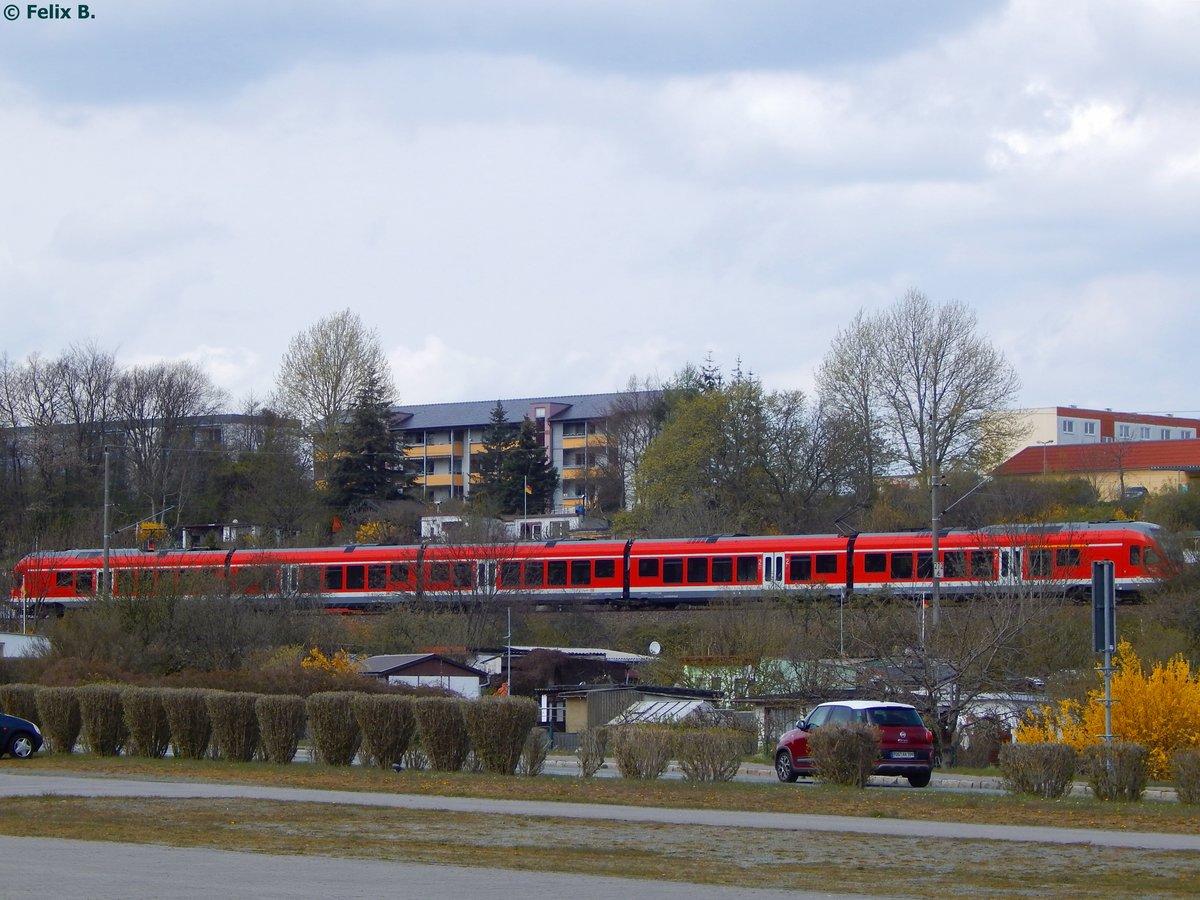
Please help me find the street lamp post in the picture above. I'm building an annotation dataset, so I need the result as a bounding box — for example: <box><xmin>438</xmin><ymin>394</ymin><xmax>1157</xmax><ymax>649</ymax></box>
<box><xmin>1037</xmin><ymin>439</ymin><xmax>1053</xmax><ymax>476</ymax></box>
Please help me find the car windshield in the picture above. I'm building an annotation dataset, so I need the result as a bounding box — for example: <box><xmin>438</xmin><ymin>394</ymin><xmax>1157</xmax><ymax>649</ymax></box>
<box><xmin>865</xmin><ymin>707</ymin><xmax>924</xmax><ymax>727</ymax></box>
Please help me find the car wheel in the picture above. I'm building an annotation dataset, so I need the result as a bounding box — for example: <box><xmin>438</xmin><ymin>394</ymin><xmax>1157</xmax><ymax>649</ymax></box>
<box><xmin>907</xmin><ymin>769</ymin><xmax>932</xmax><ymax>788</ymax></box>
<box><xmin>7</xmin><ymin>732</ymin><xmax>36</xmax><ymax>760</ymax></box>
<box><xmin>775</xmin><ymin>750</ymin><xmax>799</xmax><ymax>783</ymax></box>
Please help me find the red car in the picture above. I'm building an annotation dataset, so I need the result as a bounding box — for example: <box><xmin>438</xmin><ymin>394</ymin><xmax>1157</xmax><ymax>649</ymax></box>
<box><xmin>775</xmin><ymin>700</ymin><xmax>935</xmax><ymax>787</ymax></box>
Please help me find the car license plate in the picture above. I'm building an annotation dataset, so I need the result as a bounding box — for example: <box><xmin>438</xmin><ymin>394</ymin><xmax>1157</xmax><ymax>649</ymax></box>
<box><xmin>893</xmin><ymin>751</ymin><xmax>915</xmax><ymax>759</ymax></box>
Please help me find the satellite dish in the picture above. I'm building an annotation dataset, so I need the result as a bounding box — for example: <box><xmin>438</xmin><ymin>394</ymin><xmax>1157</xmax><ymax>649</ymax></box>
<box><xmin>648</xmin><ymin>641</ymin><xmax>661</xmax><ymax>656</ymax></box>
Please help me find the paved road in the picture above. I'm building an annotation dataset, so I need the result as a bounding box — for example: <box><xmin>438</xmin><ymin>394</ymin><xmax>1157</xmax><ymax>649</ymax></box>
<box><xmin>0</xmin><ymin>835</ymin><xmax>880</xmax><ymax>900</ymax></box>
<box><xmin>1</xmin><ymin>770</ymin><xmax>1196</xmax><ymax>851</ymax></box>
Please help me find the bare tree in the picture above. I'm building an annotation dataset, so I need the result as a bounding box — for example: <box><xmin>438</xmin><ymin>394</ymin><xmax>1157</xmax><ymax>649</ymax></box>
<box><xmin>271</xmin><ymin>309</ymin><xmax>394</xmax><ymax>471</ymax></box>
<box><xmin>113</xmin><ymin>360</ymin><xmax>227</xmax><ymax>523</ymax></box>
<box><xmin>595</xmin><ymin>376</ymin><xmax>666</xmax><ymax>513</ymax></box>
<box><xmin>819</xmin><ymin>290</ymin><xmax>1025</xmax><ymax>482</ymax></box>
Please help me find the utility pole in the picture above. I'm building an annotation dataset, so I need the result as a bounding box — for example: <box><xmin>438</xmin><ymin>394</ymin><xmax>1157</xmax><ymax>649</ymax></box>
<box><xmin>102</xmin><ymin>445</ymin><xmax>111</xmax><ymax>598</ymax></box>
<box><xmin>930</xmin><ymin>417</ymin><xmax>941</xmax><ymax>630</ymax></box>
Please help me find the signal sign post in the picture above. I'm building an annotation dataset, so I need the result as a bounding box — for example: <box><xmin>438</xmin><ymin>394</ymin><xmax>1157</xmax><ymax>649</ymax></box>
<box><xmin>1092</xmin><ymin>561</ymin><xmax>1116</xmax><ymax>745</ymax></box>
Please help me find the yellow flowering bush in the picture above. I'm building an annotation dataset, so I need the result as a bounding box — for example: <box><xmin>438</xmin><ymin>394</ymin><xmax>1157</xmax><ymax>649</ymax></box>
<box><xmin>300</xmin><ymin>647</ymin><xmax>357</xmax><ymax>675</ymax></box>
<box><xmin>1015</xmin><ymin>641</ymin><xmax>1200</xmax><ymax>779</ymax></box>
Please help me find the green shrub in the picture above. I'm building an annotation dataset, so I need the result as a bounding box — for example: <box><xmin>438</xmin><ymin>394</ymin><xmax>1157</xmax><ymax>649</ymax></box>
<box><xmin>402</xmin><ymin>732</ymin><xmax>428</xmax><ymax>770</ymax></box>
<box><xmin>677</xmin><ymin>727</ymin><xmax>747</xmax><ymax>783</ymax></box>
<box><xmin>999</xmin><ymin>742</ymin><xmax>1077</xmax><ymax>798</ymax></box>
<box><xmin>121</xmin><ymin>687</ymin><xmax>171</xmax><ymax>758</ymax></box>
<box><xmin>352</xmin><ymin>694</ymin><xmax>416</xmax><ymax>769</ymax></box>
<box><xmin>0</xmin><ymin>683</ymin><xmax>41</xmax><ymax>721</ymax></box>
<box><xmin>255</xmin><ymin>694</ymin><xmax>307</xmax><ymax>764</ymax></box>
<box><xmin>575</xmin><ymin>726</ymin><xmax>608</xmax><ymax>778</ymax></box>
<box><xmin>306</xmin><ymin>692</ymin><xmax>361</xmax><ymax>766</ymax></box>
<box><xmin>517</xmin><ymin>727</ymin><xmax>549</xmax><ymax>777</ymax></box>
<box><xmin>1172</xmin><ymin>748</ymin><xmax>1200</xmax><ymax>805</ymax></box>
<box><xmin>207</xmin><ymin>692</ymin><xmax>263</xmax><ymax>762</ymax></box>
<box><xmin>162</xmin><ymin>689</ymin><xmax>214</xmax><ymax>759</ymax></box>
<box><xmin>464</xmin><ymin>697</ymin><xmax>540</xmax><ymax>775</ymax></box>
<box><xmin>77</xmin><ymin>684</ymin><xmax>127</xmax><ymax>756</ymax></box>
<box><xmin>1081</xmin><ymin>742</ymin><xmax>1149</xmax><ymax>802</ymax></box>
<box><xmin>413</xmin><ymin>697</ymin><xmax>470</xmax><ymax>771</ymax></box>
<box><xmin>809</xmin><ymin>723</ymin><xmax>880</xmax><ymax>788</ymax></box>
<box><xmin>611</xmin><ymin>725</ymin><xmax>675</xmax><ymax>779</ymax></box>
<box><xmin>35</xmin><ymin>686</ymin><xmax>81</xmax><ymax>754</ymax></box>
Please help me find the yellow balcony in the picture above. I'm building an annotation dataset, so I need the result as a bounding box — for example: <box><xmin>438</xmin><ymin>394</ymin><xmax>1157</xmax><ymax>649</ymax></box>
<box><xmin>561</xmin><ymin>434</ymin><xmax>608</xmax><ymax>450</ymax></box>
<box><xmin>418</xmin><ymin>474</ymin><xmax>465</xmax><ymax>487</ymax></box>
<box><xmin>561</xmin><ymin>466</ymin><xmax>603</xmax><ymax>481</ymax></box>
<box><xmin>404</xmin><ymin>442</ymin><xmax>462</xmax><ymax>458</ymax></box>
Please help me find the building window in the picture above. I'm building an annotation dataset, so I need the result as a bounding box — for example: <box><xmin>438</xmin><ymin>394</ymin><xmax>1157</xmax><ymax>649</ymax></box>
<box><xmin>1118</xmin><ymin>425</ymin><xmax>1132</xmax><ymax>439</ymax></box>
<box><xmin>1183</xmin><ymin>430</ymin><xmax>1194</xmax><ymax>440</ymax></box>
<box><xmin>1083</xmin><ymin>421</ymin><xmax>1096</xmax><ymax>436</ymax></box>
<box><xmin>1162</xmin><ymin>429</ymin><xmax>1171</xmax><ymax>440</ymax></box>
<box><xmin>1140</xmin><ymin>426</ymin><xmax>1151</xmax><ymax>439</ymax></box>
<box><xmin>1061</xmin><ymin>420</ymin><xmax>1074</xmax><ymax>434</ymax></box>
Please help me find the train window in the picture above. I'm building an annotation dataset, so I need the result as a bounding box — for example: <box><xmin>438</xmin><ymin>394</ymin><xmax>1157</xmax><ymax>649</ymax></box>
<box><xmin>815</xmin><ymin>554</ymin><xmax>837</xmax><ymax>575</ymax></box>
<box><xmin>970</xmin><ymin>551</ymin><xmax>995</xmax><ymax>579</ymax></box>
<box><xmin>500</xmin><ymin>562</ymin><xmax>521</xmax><ymax>588</ymax></box>
<box><xmin>428</xmin><ymin>562</ymin><xmax>450</xmax><ymax>584</ymax></box>
<box><xmin>368</xmin><ymin>565</ymin><xmax>387</xmax><ymax>590</ymax></box>
<box><xmin>595</xmin><ymin>559</ymin><xmax>615</xmax><ymax>579</ymax></box>
<box><xmin>324</xmin><ymin>566</ymin><xmax>344</xmax><ymax>591</ymax></box>
<box><xmin>77</xmin><ymin>571</ymin><xmax>94</xmax><ymax>593</ymax></box>
<box><xmin>944</xmin><ymin>551</ymin><xmax>967</xmax><ymax>578</ymax></box>
<box><xmin>300</xmin><ymin>567</ymin><xmax>320</xmax><ymax>592</ymax></box>
<box><xmin>390</xmin><ymin>563</ymin><xmax>410</xmax><ymax>583</ymax></box>
<box><xmin>1029</xmin><ymin>550</ymin><xmax>1051</xmax><ymax>578</ymax></box>
<box><xmin>1129</xmin><ymin>546</ymin><xmax>1142</xmax><ymax>567</ymax></box>
<box><xmin>663</xmin><ymin>558</ymin><xmax>684</xmax><ymax>584</ymax></box>
<box><xmin>453</xmin><ymin>563</ymin><xmax>472</xmax><ymax>588</ymax></box>
<box><xmin>737</xmin><ymin>556</ymin><xmax>758</xmax><ymax>583</ymax></box>
<box><xmin>639</xmin><ymin>558</ymin><xmax>659</xmax><ymax>578</ymax></box>
<box><xmin>548</xmin><ymin>561</ymin><xmax>567</xmax><ymax>586</ymax></box>
<box><xmin>863</xmin><ymin>553</ymin><xmax>886</xmax><ymax>574</ymax></box>
<box><xmin>571</xmin><ymin>560</ymin><xmax>592</xmax><ymax>586</ymax></box>
<box><xmin>56</xmin><ymin>572</ymin><xmax>73</xmax><ymax>588</ymax></box>
<box><xmin>917</xmin><ymin>553</ymin><xmax>933</xmax><ymax>579</ymax></box>
<box><xmin>687</xmin><ymin>557</ymin><xmax>708</xmax><ymax>584</ymax></box>
<box><xmin>346</xmin><ymin>566</ymin><xmax>365</xmax><ymax>590</ymax></box>
<box><xmin>524</xmin><ymin>561</ymin><xmax>544</xmax><ymax>586</ymax></box>
<box><xmin>890</xmin><ymin>553</ymin><xmax>913</xmax><ymax>579</ymax></box>
<box><xmin>789</xmin><ymin>555</ymin><xmax>812</xmax><ymax>582</ymax></box>
<box><xmin>1145</xmin><ymin>547</ymin><xmax>1160</xmax><ymax>566</ymax></box>
<box><xmin>1055</xmin><ymin>548</ymin><xmax>1081</xmax><ymax>569</ymax></box>
<box><xmin>711</xmin><ymin>557</ymin><xmax>733</xmax><ymax>583</ymax></box>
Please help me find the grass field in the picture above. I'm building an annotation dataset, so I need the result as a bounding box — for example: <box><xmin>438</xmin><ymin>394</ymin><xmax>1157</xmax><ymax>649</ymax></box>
<box><xmin>2</xmin><ymin>755</ymin><xmax>1199</xmax><ymax>896</ymax></box>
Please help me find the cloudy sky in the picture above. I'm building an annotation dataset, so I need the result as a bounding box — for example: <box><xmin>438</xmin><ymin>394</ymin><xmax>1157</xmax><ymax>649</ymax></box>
<box><xmin>2</xmin><ymin>1</ymin><xmax>1197</xmax><ymax>416</ymax></box>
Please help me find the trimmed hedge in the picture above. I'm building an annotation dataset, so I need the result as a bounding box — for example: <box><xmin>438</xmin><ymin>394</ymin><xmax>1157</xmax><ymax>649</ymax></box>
<box><xmin>122</xmin><ymin>687</ymin><xmax>171</xmax><ymax>758</ymax></box>
<box><xmin>413</xmin><ymin>697</ymin><xmax>470</xmax><ymax>772</ymax></box>
<box><xmin>207</xmin><ymin>692</ymin><xmax>263</xmax><ymax>762</ymax></box>
<box><xmin>352</xmin><ymin>694</ymin><xmax>415</xmax><ymax>769</ymax></box>
<box><xmin>677</xmin><ymin>727</ymin><xmax>747</xmax><ymax>783</ymax></box>
<box><xmin>1081</xmin><ymin>742</ymin><xmax>1149</xmax><ymax>802</ymax></box>
<box><xmin>77</xmin><ymin>684</ymin><xmax>127</xmax><ymax>756</ymax></box>
<box><xmin>575</xmin><ymin>726</ymin><xmax>608</xmax><ymax>778</ymax></box>
<box><xmin>162</xmin><ymin>689</ymin><xmax>214</xmax><ymax>760</ymax></box>
<box><xmin>0</xmin><ymin>683</ymin><xmax>41</xmax><ymax>721</ymax></box>
<box><xmin>809</xmin><ymin>722</ymin><xmax>880</xmax><ymax>788</ymax></box>
<box><xmin>464</xmin><ymin>696</ymin><xmax>539</xmax><ymax>775</ymax></box>
<box><xmin>517</xmin><ymin>727</ymin><xmax>549</xmax><ymax>777</ymax></box>
<box><xmin>999</xmin><ymin>743</ymin><xmax>1077</xmax><ymax>799</ymax></box>
<box><xmin>611</xmin><ymin>725</ymin><xmax>674</xmax><ymax>779</ymax></box>
<box><xmin>1173</xmin><ymin>749</ymin><xmax>1200</xmax><ymax>805</ymax></box>
<box><xmin>256</xmin><ymin>694</ymin><xmax>307</xmax><ymax>764</ymax></box>
<box><xmin>306</xmin><ymin>692</ymin><xmax>361</xmax><ymax>766</ymax></box>
<box><xmin>36</xmin><ymin>686</ymin><xmax>81</xmax><ymax>754</ymax></box>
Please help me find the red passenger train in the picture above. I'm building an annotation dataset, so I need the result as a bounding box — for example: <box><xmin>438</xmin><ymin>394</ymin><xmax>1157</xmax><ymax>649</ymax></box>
<box><xmin>9</xmin><ymin>521</ymin><xmax>1177</xmax><ymax>614</ymax></box>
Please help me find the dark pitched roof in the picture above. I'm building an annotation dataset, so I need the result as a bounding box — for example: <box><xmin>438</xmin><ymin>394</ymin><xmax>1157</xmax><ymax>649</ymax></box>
<box><xmin>390</xmin><ymin>391</ymin><xmax>659</xmax><ymax>431</ymax></box>
<box><xmin>359</xmin><ymin>653</ymin><xmax>487</xmax><ymax>678</ymax></box>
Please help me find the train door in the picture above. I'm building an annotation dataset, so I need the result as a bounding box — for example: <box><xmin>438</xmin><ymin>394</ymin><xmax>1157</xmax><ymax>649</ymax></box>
<box><xmin>477</xmin><ymin>561</ymin><xmax>496</xmax><ymax>596</ymax></box>
<box><xmin>763</xmin><ymin>553</ymin><xmax>784</xmax><ymax>589</ymax></box>
<box><xmin>281</xmin><ymin>565</ymin><xmax>299</xmax><ymax>597</ymax></box>
<box><xmin>999</xmin><ymin>548</ymin><xmax>1023</xmax><ymax>587</ymax></box>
